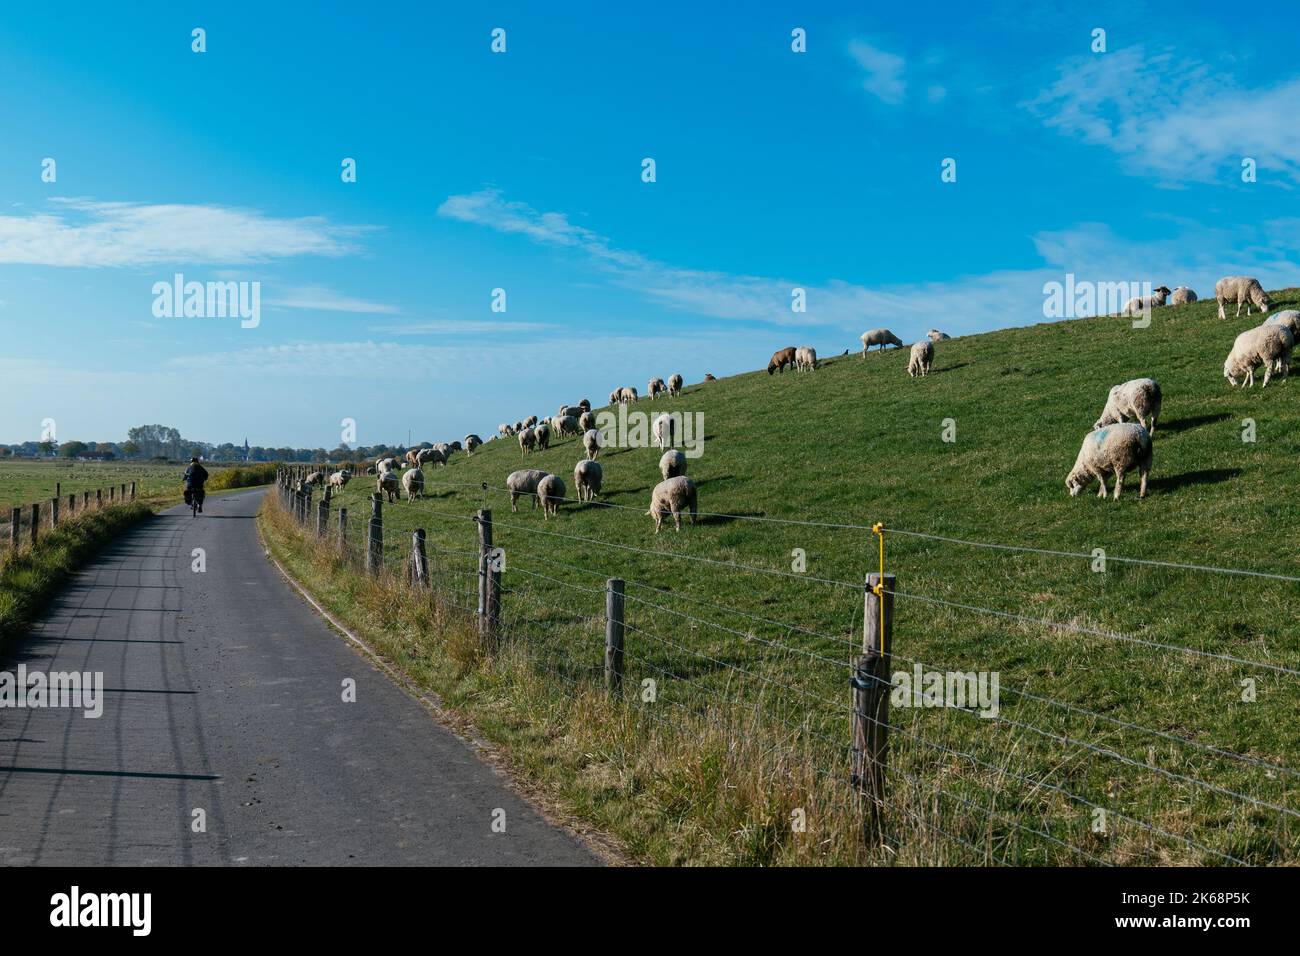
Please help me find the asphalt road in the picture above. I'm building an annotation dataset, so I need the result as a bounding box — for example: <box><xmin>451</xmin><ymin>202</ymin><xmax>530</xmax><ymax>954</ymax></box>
<box><xmin>0</xmin><ymin>488</ymin><xmax>598</xmax><ymax>866</ymax></box>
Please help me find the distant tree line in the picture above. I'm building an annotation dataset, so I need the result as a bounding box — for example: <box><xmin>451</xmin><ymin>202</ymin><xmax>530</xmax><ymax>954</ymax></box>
<box><xmin>0</xmin><ymin>424</ymin><xmax>430</xmax><ymax>464</ymax></box>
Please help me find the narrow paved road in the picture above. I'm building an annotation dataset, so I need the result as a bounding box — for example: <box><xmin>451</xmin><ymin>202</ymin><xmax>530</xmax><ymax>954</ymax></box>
<box><xmin>0</xmin><ymin>488</ymin><xmax>598</xmax><ymax>866</ymax></box>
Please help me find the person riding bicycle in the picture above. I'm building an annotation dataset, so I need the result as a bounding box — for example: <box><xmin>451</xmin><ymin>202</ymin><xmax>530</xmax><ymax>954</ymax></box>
<box><xmin>183</xmin><ymin>457</ymin><xmax>209</xmax><ymax>513</ymax></box>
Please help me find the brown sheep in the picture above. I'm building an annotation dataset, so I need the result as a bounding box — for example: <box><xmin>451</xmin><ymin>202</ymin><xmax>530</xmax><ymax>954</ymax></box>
<box><xmin>767</xmin><ymin>347</ymin><xmax>797</xmax><ymax>375</ymax></box>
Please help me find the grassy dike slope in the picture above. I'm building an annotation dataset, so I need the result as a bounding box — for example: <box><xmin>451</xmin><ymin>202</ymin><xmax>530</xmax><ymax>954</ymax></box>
<box><xmin>263</xmin><ymin>291</ymin><xmax>1300</xmax><ymax>866</ymax></box>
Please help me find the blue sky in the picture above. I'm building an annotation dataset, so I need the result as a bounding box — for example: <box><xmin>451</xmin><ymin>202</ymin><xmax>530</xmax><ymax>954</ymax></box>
<box><xmin>2</xmin><ymin>0</ymin><xmax>1298</xmax><ymax>447</ymax></box>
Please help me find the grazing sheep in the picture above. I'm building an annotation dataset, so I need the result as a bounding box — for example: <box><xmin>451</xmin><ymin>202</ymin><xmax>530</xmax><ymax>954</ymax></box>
<box><xmin>583</xmin><ymin>428</ymin><xmax>602</xmax><ymax>460</ymax></box>
<box><xmin>619</xmin><ymin>386</ymin><xmax>639</xmax><ymax>404</ymax></box>
<box><xmin>667</xmin><ymin>373</ymin><xmax>683</xmax><ymax>396</ymax></box>
<box><xmin>464</xmin><ymin>434</ymin><xmax>482</xmax><ymax>456</ymax></box>
<box><xmin>537</xmin><ymin>474</ymin><xmax>566</xmax><ymax>518</ymax></box>
<box><xmin>514</xmin><ymin>420</ymin><xmax>525</xmax><ymax>433</ymax></box>
<box><xmin>376</xmin><ymin>456</ymin><xmax>400</xmax><ymax>475</ymax></box>
<box><xmin>860</xmin><ymin>329</ymin><xmax>904</xmax><ymax>356</ymax></box>
<box><xmin>506</xmin><ymin>469</ymin><xmax>548</xmax><ymax>511</ymax></box>
<box><xmin>579</xmin><ymin>398</ymin><xmax>591</xmax><ymax>411</ymax></box>
<box><xmin>498</xmin><ymin>423</ymin><xmax>514</xmax><ymax>438</ymax></box>
<box><xmin>433</xmin><ymin>441</ymin><xmax>455</xmax><ymax>461</ymax></box>
<box><xmin>377</xmin><ymin>471</ymin><xmax>400</xmax><ymax>503</ymax></box>
<box><xmin>608</xmin><ymin>388</ymin><xmax>620</xmax><ymax>406</ymax></box>
<box><xmin>907</xmin><ymin>340</ymin><xmax>934</xmax><ymax>378</ymax></box>
<box><xmin>304</xmin><ymin>471</ymin><xmax>324</xmax><ymax>487</ymax></box>
<box><xmin>554</xmin><ymin>414</ymin><xmax>581</xmax><ymax>437</ymax></box>
<box><xmin>1216</xmin><ymin>276</ymin><xmax>1271</xmax><ymax>320</ymax></box>
<box><xmin>404</xmin><ymin>449</ymin><xmax>423</xmax><ymax>469</ymax></box>
<box><xmin>574</xmin><ymin>460</ymin><xmax>603</xmax><ymax>501</ymax></box>
<box><xmin>535</xmin><ymin>422</ymin><xmax>551</xmax><ymax>450</ymax></box>
<box><xmin>328</xmin><ymin>469</ymin><xmax>352</xmax><ymax>489</ymax></box>
<box><xmin>1122</xmin><ymin>286</ymin><xmax>1172</xmax><ymax>315</ymax></box>
<box><xmin>1093</xmin><ymin>378</ymin><xmax>1162</xmax><ymax>435</ymax></box>
<box><xmin>647</xmin><ymin>377</ymin><xmax>666</xmax><ymax>399</ymax></box>
<box><xmin>659</xmin><ymin>449</ymin><xmax>687</xmax><ymax>481</ymax></box>
<box><xmin>524</xmin><ymin>415</ymin><xmax>538</xmax><ymax>428</ymax></box>
<box><xmin>767</xmin><ymin>347</ymin><xmax>797</xmax><ymax>374</ymax></box>
<box><xmin>578</xmin><ymin>410</ymin><xmax>595</xmax><ymax>432</ymax></box>
<box><xmin>927</xmin><ymin>329</ymin><xmax>951</xmax><ymax>342</ymax></box>
<box><xmin>703</xmin><ymin>373</ymin><xmax>716</xmax><ymax>381</ymax></box>
<box><xmin>1265</xmin><ymin>310</ymin><xmax>1300</xmax><ymax>336</ymax></box>
<box><xmin>402</xmin><ymin>467</ymin><xmax>425</xmax><ymax>501</ymax></box>
<box><xmin>1169</xmin><ymin>287</ymin><xmax>1197</xmax><ymax>306</ymax></box>
<box><xmin>417</xmin><ymin>447</ymin><xmax>447</xmax><ymax>468</ymax></box>
<box><xmin>518</xmin><ymin>428</ymin><xmax>536</xmax><ymax>455</ymax></box>
<box><xmin>795</xmin><ymin>346</ymin><xmax>818</xmax><ymax>371</ymax></box>
<box><xmin>1066</xmin><ymin>423</ymin><xmax>1152</xmax><ymax>500</ymax></box>
<box><xmin>652</xmin><ymin>412</ymin><xmax>676</xmax><ymax>449</ymax></box>
<box><xmin>364</xmin><ymin>465</ymin><xmax>377</xmax><ymax>476</ymax></box>
<box><xmin>647</xmin><ymin>476</ymin><xmax>698</xmax><ymax>533</ymax></box>
<box><xmin>559</xmin><ymin>404</ymin><xmax>584</xmax><ymax>419</ymax></box>
<box><xmin>1224</xmin><ymin>324</ymin><xmax>1293</xmax><ymax>388</ymax></box>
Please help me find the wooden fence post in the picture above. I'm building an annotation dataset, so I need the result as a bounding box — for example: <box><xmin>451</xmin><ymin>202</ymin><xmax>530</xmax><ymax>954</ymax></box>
<box><xmin>316</xmin><ymin>496</ymin><xmax>327</xmax><ymax>537</ymax></box>
<box><xmin>476</xmin><ymin>510</ymin><xmax>499</xmax><ymax>647</ymax></box>
<box><xmin>51</xmin><ymin>497</ymin><xmax>59</xmax><ymax>529</ymax></box>
<box><xmin>120</xmin><ymin>483</ymin><xmax>126</xmax><ymax>500</ymax></box>
<box><xmin>338</xmin><ymin>507</ymin><xmax>348</xmax><ymax>554</ymax></box>
<box><xmin>10</xmin><ymin>507</ymin><xmax>19</xmax><ymax>550</ymax></box>
<box><xmin>130</xmin><ymin>481</ymin><xmax>136</xmax><ymax>500</ymax></box>
<box><xmin>410</xmin><ymin>529</ymin><xmax>428</xmax><ymax>588</ymax></box>
<box><xmin>30</xmin><ymin>503</ymin><xmax>39</xmax><ymax>545</ymax></box>
<box><xmin>96</xmin><ymin>489</ymin><xmax>102</xmax><ymax>509</ymax></box>
<box><xmin>109</xmin><ymin>486</ymin><xmax>115</xmax><ymax>502</ymax></box>
<box><xmin>68</xmin><ymin>493</ymin><xmax>75</xmax><ymax>515</ymax></box>
<box><xmin>605</xmin><ymin>578</ymin><xmax>625</xmax><ymax>693</ymax></box>
<box><xmin>366</xmin><ymin>494</ymin><xmax>382</xmax><ymax>576</ymax></box>
<box><xmin>83</xmin><ymin>491</ymin><xmax>90</xmax><ymax>510</ymax></box>
<box><xmin>852</xmin><ymin>571</ymin><xmax>895</xmax><ymax>845</ymax></box>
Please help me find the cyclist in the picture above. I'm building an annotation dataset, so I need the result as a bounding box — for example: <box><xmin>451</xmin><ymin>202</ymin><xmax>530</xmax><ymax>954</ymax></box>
<box><xmin>183</xmin><ymin>456</ymin><xmax>209</xmax><ymax>513</ymax></box>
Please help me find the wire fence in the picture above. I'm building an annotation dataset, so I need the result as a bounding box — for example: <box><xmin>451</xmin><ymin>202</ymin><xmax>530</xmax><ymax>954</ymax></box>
<box><xmin>0</xmin><ymin>481</ymin><xmax>139</xmax><ymax>561</ymax></box>
<box><xmin>273</xmin><ymin>465</ymin><xmax>1299</xmax><ymax>866</ymax></box>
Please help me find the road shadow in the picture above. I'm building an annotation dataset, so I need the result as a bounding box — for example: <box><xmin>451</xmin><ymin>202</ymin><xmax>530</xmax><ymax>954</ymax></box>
<box><xmin>1159</xmin><ymin>412</ymin><xmax>1232</xmax><ymax>435</ymax></box>
<box><xmin>1148</xmin><ymin>467</ymin><xmax>1242</xmax><ymax>493</ymax></box>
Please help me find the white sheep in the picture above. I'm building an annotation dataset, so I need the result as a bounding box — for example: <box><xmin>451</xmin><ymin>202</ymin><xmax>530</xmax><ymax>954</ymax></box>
<box><xmin>1216</xmin><ymin>276</ymin><xmax>1271</xmax><ymax>320</ymax></box>
<box><xmin>1066</xmin><ymin>423</ymin><xmax>1152</xmax><ymax>500</ymax></box>
<box><xmin>558</xmin><ymin>404</ymin><xmax>584</xmax><ymax>419</ymax></box>
<box><xmin>574</xmin><ymin>460</ymin><xmax>603</xmax><ymax>501</ymax></box>
<box><xmin>498</xmin><ymin>423</ymin><xmax>513</xmax><ymax>438</ymax></box>
<box><xmin>1093</xmin><ymin>378</ymin><xmax>1162</xmax><ymax>435</ymax></box>
<box><xmin>1122</xmin><ymin>286</ymin><xmax>1171</xmax><ymax>315</ymax></box>
<box><xmin>907</xmin><ymin>340</ymin><xmax>934</xmax><ymax>378</ymax></box>
<box><xmin>506</xmin><ymin>469</ymin><xmax>548</xmax><ymax>511</ymax></box>
<box><xmin>518</xmin><ymin>428</ymin><xmax>536</xmax><ymax>455</ymax></box>
<box><xmin>376</xmin><ymin>456</ymin><xmax>400</xmax><ymax>475</ymax></box>
<box><xmin>1169</xmin><ymin>287</ymin><xmax>1197</xmax><ymax>306</ymax></box>
<box><xmin>402</xmin><ymin>467</ymin><xmax>424</xmax><ymax>501</ymax></box>
<box><xmin>377</xmin><ymin>471</ymin><xmax>401</xmax><ymax>503</ymax></box>
<box><xmin>647</xmin><ymin>476</ymin><xmax>698</xmax><ymax>533</ymax></box>
<box><xmin>464</xmin><ymin>434</ymin><xmax>483</xmax><ymax>456</ymax></box>
<box><xmin>1265</xmin><ymin>310</ymin><xmax>1300</xmax><ymax>336</ymax></box>
<box><xmin>652</xmin><ymin>412</ymin><xmax>676</xmax><ymax>450</ymax></box>
<box><xmin>619</xmin><ymin>386</ymin><xmax>639</xmax><ymax>403</ymax></box>
<box><xmin>795</xmin><ymin>346</ymin><xmax>818</xmax><ymax>371</ymax></box>
<box><xmin>583</xmin><ymin>428</ymin><xmax>602</xmax><ymax>460</ymax></box>
<box><xmin>578</xmin><ymin>410</ymin><xmax>596</xmax><ymax>433</ymax></box>
<box><xmin>417</xmin><ymin>447</ymin><xmax>447</xmax><ymax>467</ymax></box>
<box><xmin>668</xmin><ymin>373</ymin><xmax>684</xmax><ymax>396</ymax></box>
<box><xmin>860</xmin><ymin>329</ymin><xmax>904</xmax><ymax>356</ymax></box>
<box><xmin>524</xmin><ymin>415</ymin><xmax>538</xmax><ymax>428</ymax></box>
<box><xmin>554</xmin><ymin>414</ymin><xmax>581</xmax><ymax>437</ymax></box>
<box><xmin>647</xmin><ymin>378</ymin><xmax>666</xmax><ymax>400</ymax></box>
<box><xmin>659</xmin><ymin>449</ymin><xmax>687</xmax><ymax>481</ymax></box>
<box><xmin>304</xmin><ymin>471</ymin><xmax>324</xmax><ymax>487</ymax></box>
<box><xmin>537</xmin><ymin>474</ymin><xmax>566</xmax><ymax>518</ymax></box>
<box><xmin>608</xmin><ymin>388</ymin><xmax>620</xmax><ymax>406</ymax></box>
<box><xmin>534</xmin><ymin>422</ymin><xmax>551</xmax><ymax>450</ymax></box>
<box><xmin>1224</xmin><ymin>324</ymin><xmax>1293</xmax><ymax>388</ymax></box>
<box><xmin>927</xmin><ymin>329</ymin><xmax>951</xmax><ymax>342</ymax></box>
<box><xmin>327</xmin><ymin>469</ymin><xmax>352</xmax><ymax>489</ymax></box>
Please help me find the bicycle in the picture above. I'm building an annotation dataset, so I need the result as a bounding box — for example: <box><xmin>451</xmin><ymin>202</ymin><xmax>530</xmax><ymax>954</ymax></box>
<box><xmin>185</xmin><ymin>487</ymin><xmax>205</xmax><ymax>517</ymax></box>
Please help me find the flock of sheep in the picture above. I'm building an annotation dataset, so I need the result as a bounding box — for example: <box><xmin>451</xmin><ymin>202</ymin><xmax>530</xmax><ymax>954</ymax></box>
<box><xmin>1074</xmin><ymin>275</ymin><xmax>1294</xmax><ymax>500</ymax></box>
<box><xmin>297</xmin><ymin>276</ymin><xmax>1291</xmax><ymax>521</ymax></box>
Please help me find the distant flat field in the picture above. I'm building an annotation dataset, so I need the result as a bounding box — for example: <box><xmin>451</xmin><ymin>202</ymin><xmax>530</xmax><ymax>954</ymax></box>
<box><xmin>0</xmin><ymin>459</ymin><xmax>182</xmax><ymax>511</ymax></box>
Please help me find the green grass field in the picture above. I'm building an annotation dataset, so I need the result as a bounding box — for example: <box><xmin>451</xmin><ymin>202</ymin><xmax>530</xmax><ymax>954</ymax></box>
<box><xmin>268</xmin><ymin>289</ymin><xmax>1300</xmax><ymax>865</ymax></box>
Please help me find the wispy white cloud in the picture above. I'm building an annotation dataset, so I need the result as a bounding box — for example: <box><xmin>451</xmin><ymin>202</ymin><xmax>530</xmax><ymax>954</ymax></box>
<box><xmin>266</xmin><ymin>285</ymin><xmax>401</xmax><ymax>314</ymax></box>
<box><xmin>437</xmin><ymin>187</ymin><xmax>1300</xmax><ymax>341</ymax></box>
<box><xmin>371</xmin><ymin>319</ymin><xmax>553</xmax><ymax>335</ymax></box>
<box><xmin>0</xmin><ymin>199</ymin><xmax>369</xmax><ymax>267</ymax></box>
<box><xmin>848</xmin><ymin>39</ymin><xmax>907</xmax><ymax>105</ymax></box>
<box><xmin>1025</xmin><ymin>46</ymin><xmax>1300</xmax><ymax>184</ymax></box>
